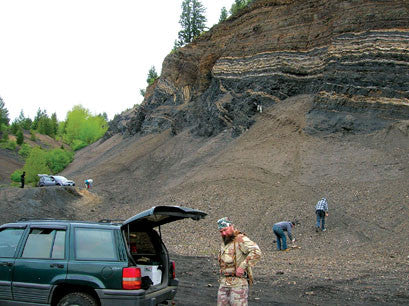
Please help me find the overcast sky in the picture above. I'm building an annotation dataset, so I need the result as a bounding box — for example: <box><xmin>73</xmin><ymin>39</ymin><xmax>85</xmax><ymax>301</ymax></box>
<box><xmin>0</xmin><ymin>0</ymin><xmax>235</xmax><ymax>122</ymax></box>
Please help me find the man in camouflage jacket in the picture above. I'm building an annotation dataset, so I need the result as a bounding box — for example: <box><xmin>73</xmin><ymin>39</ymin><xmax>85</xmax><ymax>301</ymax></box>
<box><xmin>217</xmin><ymin>217</ymin><xmax>262</xmax><ymax>306</ymax></box>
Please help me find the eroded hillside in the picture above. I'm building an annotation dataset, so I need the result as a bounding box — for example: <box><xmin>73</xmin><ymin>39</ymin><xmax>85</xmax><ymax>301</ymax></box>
<box><xmin>107</xmin><ymin>0</ymin><xmax>409</xmax><ymax>139</ymax></box>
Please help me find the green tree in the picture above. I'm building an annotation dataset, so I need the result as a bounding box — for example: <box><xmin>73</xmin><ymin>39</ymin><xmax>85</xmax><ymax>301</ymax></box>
<box><xmin>16</xmin><ymin>110</ymin><xmax>32</xmax><ymax>130</ymax></box>
<box><xmin>2</xmin><ymin>130</ymin><xmax>9</xmax><ymax>142</ymax></box>
<box><xmin>147</xmin><ymin>66</ymin><xmax>159</xmax><ymax>85</ymax></box>
<box><xmin>46</xmin><ymin>148</ymin><xmax>74</xmax><ymax>173</ymax></box>
<box><xmin>63</xmin><ymin>105</ymin><xmax>107</xmax><ymax>149</ymax></box>
<box><xmin>140</xmin><ymin>89</ymin><xmax>146</xmax><ymax>97</ymax></box>
<box><xmin>32</xmin><ymin>108</ymin><xmax>47</xmax><ymax>130</ymax></box>
<box><xmin>78</xmin><ymin>116</ymin><xmax>107</xmax><ymax>144</ymax></box>
<box><xmin>99</xmin><ymin>112</ymin><xmax>108</xmax><ymax>122</ymax></box>
<box><xmin>23</xmin><ymin>147</ymin><xmax>50</xmax><ymax>185</ymax></box>
<box><xmin>63</xmin><ymin>105</ymin><xmax>90</xmax><ymax>144</ymax></box>
<box><xmin>21</xmin><ymin>118</ymin><xmax>33</xmax><ymax>130</ymax></box>
<box><xmin>37</xmin><ymin>112</ymin><xmax>55</xmax><ymax>137</ymax></box>
<box><xmin>177</xmin><ymin>0</ymin><xmax>207</xmax><ymax>46</ymax></box>
<box><xmin>10</xmin><ymin>121</ymin><xmax>19</xmax><ymax>135</ymax></box>
<box><xmin>51</xmin><ymin>113</ymin><xmax>58</xmax><ymax>136</ymax></box>
<box><xmin>16</xmin><ymin>129</ymin><xmax>24</xmax><ymax>145</ymax></box>
<box><xmin>230</xmin><ymin>0</ymin><xmax>253</xmax><ymax>15</ymax></box>
<box><xmin>0</xmin><ymin>96</ymin><xmax>10</xmax><ymax>131</ymax></box>
<box><xmin>30</xmin><ymin>129</ymin><xmax>36</xmax><ymax>141</ymax></box>
<box><xmin>219</xmin><ymin>6</ymin><xmax>228</xmax><ymax>22</ymax></box>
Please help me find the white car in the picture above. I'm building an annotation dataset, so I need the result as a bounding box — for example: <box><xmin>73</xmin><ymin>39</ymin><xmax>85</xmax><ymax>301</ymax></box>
<box><xmin>38</xmin><ymin>174</ymin><xmax>75</xmax><ymax>187</ymax></box>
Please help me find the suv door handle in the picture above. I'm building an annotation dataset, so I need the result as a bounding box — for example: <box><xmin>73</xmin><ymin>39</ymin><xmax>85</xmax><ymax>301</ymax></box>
<box><xmin>50</xmin><ymin>263</ymin><xmax>64</xmax><ymax>269</ymax></box>
<box><xmin>1</xmin><ymin>262</ymin><xmax>13</xmax><ymax>267</ymax></box>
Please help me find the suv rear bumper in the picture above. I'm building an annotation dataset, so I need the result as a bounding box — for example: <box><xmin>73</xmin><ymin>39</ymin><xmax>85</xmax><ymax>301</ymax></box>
<box><xmin>96</xmin><ymin>285</ymin><xmax>178</xmax><ymax>306</ymax></box>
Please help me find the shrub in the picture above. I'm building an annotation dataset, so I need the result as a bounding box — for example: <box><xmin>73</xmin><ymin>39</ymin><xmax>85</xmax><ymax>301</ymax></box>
<box><xmin>11</xmin><ymin>169</ymin><xmax>24</xmax><ymax>183</ymax></box>
<box><xmin>30</xmin><ymin>129</ymin><xmax>36</xmax><ymax>141</ymax></box>
<box><xmin>71</xmin><ymin>139</ymin><xmax>87</xmax><ymax>151</ymax></box>
<box><xmin>23</xmin><ymin>147</ymin><xmax>50</xmax><ymax>185</ymax></box>
<box><xmin>46</xmin><ymin>148</ymin><xmax>74</xmax><ymax>173</ymax></box>
<box><xmin>18</xmin><ymin>143</ymin><xmax>32</xmax><ymax>159</ymax></box>
<box><xmin>0</xmin><ymin>140</ymin><xmax>17</xmax><ymax>150</ymax></box>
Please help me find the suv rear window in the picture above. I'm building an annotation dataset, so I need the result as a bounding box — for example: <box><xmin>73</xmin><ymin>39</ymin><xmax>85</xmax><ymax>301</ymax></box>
<box><xmin>0</xmin><ymin>228</ymin><xmax>25</xmax><ymax>258</ymax></box>
<box><xmin>22</xmin><ymin>228</ymin><xmax>66</xmax><ymax>259</ymax></box>
<box><xmin>75</xmin><ymin>228</ymin><xmax>117</xmax><ymax>261</ymax></box>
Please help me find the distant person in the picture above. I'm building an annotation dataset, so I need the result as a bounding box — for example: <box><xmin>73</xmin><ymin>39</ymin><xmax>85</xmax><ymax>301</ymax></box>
<box><xmin>253</xmin><ymin>101</ymin><xmax>263</xmax><ymax>113</ymax></box>
<box><xmin>315</xmin><ymin>197</ymin><xmax>329</xmax><ymax>232</ymax></box>
<box><xmin>272</xmin><ymin>221</ymin><xmax>295</xmax><ymax>251</ymax></box>
<box><xmin>20</xmin><ymin>171</ymin><xmax>25</xmax><ymax>188</ymax></box>
<box><xmin>84</xmin><ymin>179</ymin><xmax>93</xmax><ymax>189</ymax></box>
<box><xmin>217</xmin><ymin>217</ymin><xmax>261</xmax><ymax>306</ymax></box>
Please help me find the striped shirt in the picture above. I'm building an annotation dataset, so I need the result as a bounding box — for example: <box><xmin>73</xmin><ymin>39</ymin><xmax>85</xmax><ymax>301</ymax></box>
<box><xmin>315</xmin><ymin>198</ymin><xmax>328</xmax><ymax>212</ymax></box>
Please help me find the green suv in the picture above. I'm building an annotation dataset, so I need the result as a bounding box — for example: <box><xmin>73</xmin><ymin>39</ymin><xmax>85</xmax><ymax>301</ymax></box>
<box><xmin>0</xmin><ymin>206</ymin><xmax>206</xmax><ymax>305</ymax></box>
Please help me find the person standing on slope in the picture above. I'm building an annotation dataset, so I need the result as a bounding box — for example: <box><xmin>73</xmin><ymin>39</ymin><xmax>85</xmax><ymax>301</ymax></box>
<box><xmin>20</xmin><ymin>171</ymin><xmax>25</xmax><ymax>188</ymax></box>
<box><xmin>217</xmin><ymin>217</ymin><xmax>262</xmax><ymax>306</ymax></box>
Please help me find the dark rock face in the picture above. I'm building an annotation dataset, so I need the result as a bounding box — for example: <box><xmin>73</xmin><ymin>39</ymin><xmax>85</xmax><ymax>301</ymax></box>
<box><xmin>108</xmin><ymin>0</ymin><xmax>409</xmax><ymax>138</ymax></box>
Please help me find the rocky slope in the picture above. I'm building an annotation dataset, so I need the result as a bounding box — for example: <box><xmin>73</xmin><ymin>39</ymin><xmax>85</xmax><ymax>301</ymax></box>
<box><xmin>107</xmin><ymin>0</ymin><xmax>409</xmax><ymax>138</ymax></box>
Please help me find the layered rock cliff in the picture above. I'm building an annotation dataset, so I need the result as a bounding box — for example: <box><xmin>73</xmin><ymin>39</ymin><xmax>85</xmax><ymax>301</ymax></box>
<box><xmin>107</xmin><ymin>0</ymin><xmax>409</xmax><ymax>138</ymax></box>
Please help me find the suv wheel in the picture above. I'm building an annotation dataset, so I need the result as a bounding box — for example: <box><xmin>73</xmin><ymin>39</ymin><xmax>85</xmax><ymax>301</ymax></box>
<box><xmin>57</xmin><ymin>292</ymin><xmax>97</xmax><ymax>306</ymax></box>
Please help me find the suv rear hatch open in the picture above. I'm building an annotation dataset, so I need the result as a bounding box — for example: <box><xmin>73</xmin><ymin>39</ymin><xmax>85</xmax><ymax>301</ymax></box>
<box><xmin>121</xmin><ymin>205</ymin><xmax>207</xmax><ymax>229</ymax></box>
<box><xmin>120</xmin><ymin>206</ymin><xmax>207</xmax><ymax>289</ymax></box>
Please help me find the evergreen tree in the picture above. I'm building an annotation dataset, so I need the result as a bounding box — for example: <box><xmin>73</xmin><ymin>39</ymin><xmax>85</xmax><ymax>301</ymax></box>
<box><xmin>10</xmin><ymin>121</ymin><xmax>20</xmax><ymax>135</ymax></box>
<box><xmin>38</xmin><ymin>116</ymin><xmax>54</xmax><ymax>137</ymax></box>
<box><xmin>147</xmin><ymin>66</ymin><xmax>159</xmax><ymax>85</ymax></box>
<box><xmin>16</xmin><ymin>129</ymin><xmax>24</xmax><ymax>145</ymax></box>
<box><xmin>219</xmin><ymin>7</ymin><xmax>228</xmax><ymax>22</ymax></box>
<box><xmin>51</xmin><ymin>113</ymin><xmax>58</xmax><ymax>136</ymax></box>
<box><xmin>30</xmin><ymin>129</ymin><xmax>36</xmax><ymax>141</ymax></box>
<box><xmin>0</xmin><ymin>96</ymin><xmax>10</xmax><ymax>131</ymax></box>
<box><xmin>177</xmin><ymin>0</ymin><xmax>207</xmax><ymax>46</ymax></box>
<box><xmin>17</xmin><ymin>110</ymin><xmax>25</xmax><ymax>123</ymax></box>
<box><xmin>17</xmin><ymin>110</ymin><xmax>33</xmax><ymax>130</ymax></box>
<box><xmin>100</xmin><ymin>112</ymin><xmax>108</xmax><ymax>122</ymax></box>
<box><xmin>32</xmin><ymin>108</ymin><xmax>47</xmax><ymax>130</ymax></box>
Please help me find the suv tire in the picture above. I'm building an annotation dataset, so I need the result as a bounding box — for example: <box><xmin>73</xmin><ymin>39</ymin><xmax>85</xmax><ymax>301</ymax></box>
<box><xmin>57</xmin><ymin>292</ymin><xmax>97</xmax><ymax>306</ymax></box>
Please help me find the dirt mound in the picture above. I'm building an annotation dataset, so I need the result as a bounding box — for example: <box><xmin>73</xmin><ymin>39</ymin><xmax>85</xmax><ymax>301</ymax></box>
<box><xmin>0</xmin><ymin>186</ymin><xmax>101</xmax><ymax>224</ymax></box>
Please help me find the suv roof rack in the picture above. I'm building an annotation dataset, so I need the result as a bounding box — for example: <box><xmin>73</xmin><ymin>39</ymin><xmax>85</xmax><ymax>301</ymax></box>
<box><xmin>17</xmin><ymin>217</ymin><xmax>69</xmax><ymax>222</ymax></box>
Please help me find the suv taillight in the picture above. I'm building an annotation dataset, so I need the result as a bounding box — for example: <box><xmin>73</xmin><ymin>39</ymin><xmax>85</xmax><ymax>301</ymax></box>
<box><xmin>170</xmin><ymin>261</ymin><xmax>176</xmax><ymax>279</ymax></box>
<box><xmin>123</xmin><ymin>267</ymin><xmax>142</xmax><ymax>289</ymax></box>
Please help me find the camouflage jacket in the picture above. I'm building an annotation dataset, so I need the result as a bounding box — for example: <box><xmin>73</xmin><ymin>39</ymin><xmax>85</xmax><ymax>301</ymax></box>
<box><xmin>218</xmin><ymin>231</ymin><xmax>262</xmax><ymax>287</ymax></box>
